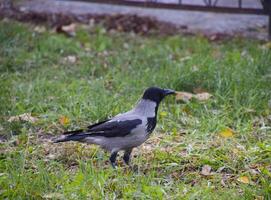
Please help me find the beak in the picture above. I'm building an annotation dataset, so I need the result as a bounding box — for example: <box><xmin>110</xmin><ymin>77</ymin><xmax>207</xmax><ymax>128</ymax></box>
<box><xmin>164</xmin><ymin>89</ymin><xmax>176</xmax><ymax>96</ymax></box>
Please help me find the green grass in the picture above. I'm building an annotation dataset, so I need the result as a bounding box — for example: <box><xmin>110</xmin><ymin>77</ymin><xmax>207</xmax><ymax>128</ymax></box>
<box><xmin>0</xmin><ymin>20</ymin><xmax>271</xmax><ymax>199</ymax></box>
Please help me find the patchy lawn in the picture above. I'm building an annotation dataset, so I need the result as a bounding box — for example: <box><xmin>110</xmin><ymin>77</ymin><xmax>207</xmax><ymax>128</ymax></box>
<box><xmin>0</xmin><ymin>20</ymin><xmax>270</xmax><ymax>199</ymax></box>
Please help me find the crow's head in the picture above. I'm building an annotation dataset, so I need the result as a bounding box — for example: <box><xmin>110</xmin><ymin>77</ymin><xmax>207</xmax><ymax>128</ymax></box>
<box><xmin>142</xmin><ymin>87</ymin><xmax>175</xmax><ymax>104</ymax></box>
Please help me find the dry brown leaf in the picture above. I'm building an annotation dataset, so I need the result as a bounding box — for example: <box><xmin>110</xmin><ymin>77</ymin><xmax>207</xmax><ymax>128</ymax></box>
<box><xmin>193</xmin><ymin>87</ymin><xmax>208</xmax><ymax>94</ymax></box>
<box><xmin>175</xmin><ymin>92</ymin><xmax>193</xmax><ymax>102</ymax></box>
<box><xmin>8</xmin><ymin>113</ymin><xmax>38</xmax><ymax>123</ymax></box>
<box><xmin>59</xmin><ymin>116</ymin><xmax>70</xmax><ymax>126</ymax></box>
<box><xmin>57</xmin><ymin>23</ymin><xmax>76</xmax><ymax>37</ymax></box>
<box><xmin>46</xmin><ymin>154</ymin><xmax>57</xmax><ymax>160</ymax></box>
<box><xmin>208</xmin><ymin>33</ymin><xmax>228</xmax><ymax>41</ymax></box>
<box><xmin>237</xmin><ymin>176</ymin><xmax>250</xmax><ymax>184</ymax></box>
<box><xmin>201</xmin><ymin>165</ymin><xmax>213</xmax><ymax>176</ymax></box>
<box><xmin>176</xmin><ymin>91</ymin><xmax>212</xmax><ymax>102</ymax></box>
<box><xmin>64</xmin><ymin>55</ymin><xmax>77</xmax><ymax>64</ymax></box>
<box><xmin>262</xmin><ymin>42</ymin><xmax>271</xmax><ymax>49</ymax></box>
<box><xmin>179</xmin><ymin>56</ymin><xmax>191</xmax><ymax>62</ymax></box>
<box><xmin>34</xmin><ymin>26</ymin><xmax>46</xmax><ymax>33</ymax></box>
<box><xmin>219</xmin><ymin>128</ymin><xmax>234</xmax><ymax>138</ymax></box>
<box><xmin>194</xmin><ymin>92</ymin><xmax>212</xmax><ymax>101</ymax></box>
<box><xmin>255</xmin><ymin>196</ymin><xmax>264</xmax><ymax>200</ymax></box>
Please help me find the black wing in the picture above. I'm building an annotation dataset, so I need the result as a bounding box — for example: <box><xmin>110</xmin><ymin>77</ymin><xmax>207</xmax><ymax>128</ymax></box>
<box><xmin>86</xmin><ymin>119</ymin><xmax>142</xmax><ymax>137</ymax></box>
<box><xmin>87</xmin><ymin>119</ymin><xmax>110</xmax><ymax>129</ymax></box>
<box><xmin>63</xmin><ymin>119</ymin><xmax>110</xmax><ymax>135</ymax></box>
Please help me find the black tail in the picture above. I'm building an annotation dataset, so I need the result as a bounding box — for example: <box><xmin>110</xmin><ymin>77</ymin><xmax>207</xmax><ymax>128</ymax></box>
<box><xmin>53</xmin><ymin>129</ymin><xmax>88</xmax><ymax>143</ymax></box>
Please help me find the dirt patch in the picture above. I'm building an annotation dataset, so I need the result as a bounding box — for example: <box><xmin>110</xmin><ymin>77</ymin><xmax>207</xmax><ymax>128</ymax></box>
<box><xmin>0</xmin><ymin>2</ymin><xmax>184</xmax><ymax>36</ymax></box>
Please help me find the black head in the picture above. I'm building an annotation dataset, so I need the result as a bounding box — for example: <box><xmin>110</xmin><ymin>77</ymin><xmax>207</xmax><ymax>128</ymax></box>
<box><xmin>142</xmin><ymin>87</ymin><xmax>175</xmax><ymax>104</ymax></box>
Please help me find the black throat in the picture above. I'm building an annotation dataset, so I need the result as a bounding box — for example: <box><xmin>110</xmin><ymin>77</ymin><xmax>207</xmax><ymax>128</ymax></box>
<box><xmin>146</xmin><ymin>117</ymin><xmax>157</xmax><ymax>134</ymax></box>
<box><xmin>146</xmin><ymin>104</ymin><xmax>159</xmax><ymax>134</ymax></box>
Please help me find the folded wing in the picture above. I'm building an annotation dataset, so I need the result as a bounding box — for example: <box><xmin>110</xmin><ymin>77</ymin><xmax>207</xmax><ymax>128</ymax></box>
<box><xmin>62</xmin><ymin>118</ymin><xmax>142</xmax><ymax>138</ymax></box>
<box><xmin>86</xmin><ymin>119</ymin><xmax>142</xmax><ymax>137</ymax></box>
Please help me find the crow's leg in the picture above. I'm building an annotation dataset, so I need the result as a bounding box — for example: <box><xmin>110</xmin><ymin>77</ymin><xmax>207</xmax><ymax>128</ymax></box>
<box><xmin>109</xmin><ymin>151</ymin><xmax>118</xmax><ymax>168</ymax></box>
<box><xmin>123</xmin><ymin>148</ymin><xmax>133</xmax><ymax>166</ymax></box>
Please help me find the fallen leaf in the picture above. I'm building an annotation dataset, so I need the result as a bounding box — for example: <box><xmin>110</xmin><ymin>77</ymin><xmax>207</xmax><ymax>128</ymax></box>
<box><xmin>179</xmin><ymin>56</ymin><xmax>191</xmax><ymax>62</ymax></box>
<box><xmin>56</xmin><ymin>23</ymin><xmax>76</xmax><ymax>37</ymax></box>
<box><xmin>8</xmin><ymin>113</ymin><xmax>38</xmax><ymax>123</ymax></box>
<box><xmin>43</xmin><ymin>193</ymin><xmax>64</xmax><ymax>199</ymax></box>
<box><xmin>46</xmin><ymin>154</ymin><xmax>57</xmax><ymax>160</ymax></box>
<box><xmin>201</xmin><ymin>165</ymin><xmax>213</xmax><ymax>176</ymax></box>
<box><xmin>255</xmin><ymin>196</ymin><xmax>264</xmax><ymax>200</ymax></box>
<box><xmin>219</xmin><ymin>128</ymin><xmax>234</xmax><ymax>138</ymax></box>
<box><xmin>262</xmin><ymin>42</ymin><xmax>271</xmax><ymax>49</ymax></box>
<box><xmin>61</xmin><ymin>23</ymin><xmax>76</xmax><ymax>36</ymax></box>
<box><xmin>176</xmin><ymin>91</ymin><xmax>212</xmax><ymax>102</ymax></box>
<box><xmin>237</xmin><ymin>176</ymin><xmax>250</xmax><ymax>184</ymax></box>
<box><xmin>176</xmin><ymin>92</ymin><xmax>193</xmax><ymax>102</ymax></box>
<box><xmin>194</xmin><ymin>92</ymin><xmax>212</xmax><ymax>101</ymax></box>
<box><xmin>59</xmin><ymin>116</ymin><xmax>70</xmax><ymax>126</ymax></box>
<box><xmin>123</xmin><ymin>43</ymin><xmax>129</xmax><ymax>49</ymax></box>
<box><xmin>232</xmin><ymin>148</ymin><xmax>239</xmax><ymax>154</ymax></box>
<box><xmin>193</xmin><ymin>87</ymin><xmax>208</xmax><ymax>94</ymax></box>
<box><xmin>64</xmin><ymin>55</ymin><xmax>77</xmax><ymax>64</ymax></box>
<box><xmin>208</xmin><ymin>33</ymin><xmax>228</xmax><ymax>41</ymax></box>
<box><xmin>34</xmin><ymin>26</ymin><xmax>46</xmax><ymax>33</ymax></box>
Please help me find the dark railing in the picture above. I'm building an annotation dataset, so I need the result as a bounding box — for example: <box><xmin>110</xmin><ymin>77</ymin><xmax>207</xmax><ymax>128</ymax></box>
<box><xmin>71</xmin><ymin>0</ymin><xmax>271</xmax><ymax>39</ymax></box>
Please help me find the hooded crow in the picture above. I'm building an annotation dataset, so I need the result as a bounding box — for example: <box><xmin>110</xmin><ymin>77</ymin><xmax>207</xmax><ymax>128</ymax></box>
<box><xmin>53</xmin><ymin>87</ymin><xmax>175</xmax><ymax>168</ymax></box>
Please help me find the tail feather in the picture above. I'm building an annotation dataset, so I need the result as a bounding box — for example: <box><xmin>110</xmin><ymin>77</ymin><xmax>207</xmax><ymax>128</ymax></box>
<box><xmin>53</xmin><ymin>129</ymin><xmax>88</xmax><ymax>143</ymax></box>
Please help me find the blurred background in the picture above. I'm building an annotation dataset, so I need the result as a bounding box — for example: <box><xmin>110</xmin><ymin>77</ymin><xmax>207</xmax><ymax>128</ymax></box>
<box><xmin>1</xmin><ymin>0</ymin><xmax>270</xmax><ymax>40</ymax></box>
